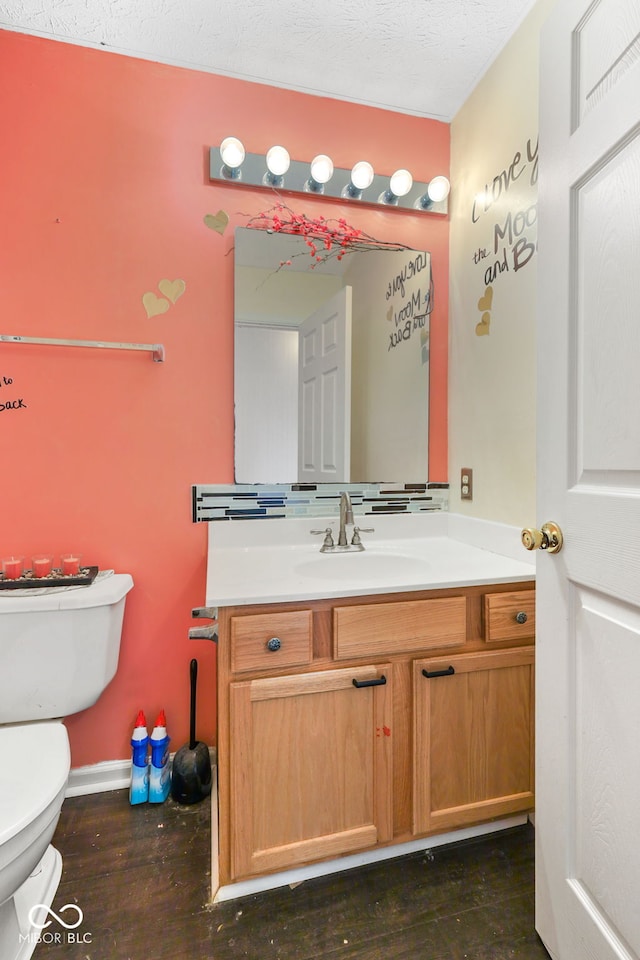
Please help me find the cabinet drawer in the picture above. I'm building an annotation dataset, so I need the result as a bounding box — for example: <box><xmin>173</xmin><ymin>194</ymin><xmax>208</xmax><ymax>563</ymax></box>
<box><xmin>483</xmin><ymin>590</ymin><xmax>535</xmax><ymax>644</ymax></box>
<box><xmin>230</xmin><ymin>610</ymin><xmax>313</xmax><ymax>673</ymax></box>
<box><xmin>333</xmin><ymin>596</ymin><xmax>467</xmax><ymax>661</ymax></box>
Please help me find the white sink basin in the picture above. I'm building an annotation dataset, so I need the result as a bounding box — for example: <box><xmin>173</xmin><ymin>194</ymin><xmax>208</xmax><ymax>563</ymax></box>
<box><xmin>295</xmin><ymin>551</ymin><xmax>428</xmax><ymax>581</ymax></box>
<box><xmin>206</xmin><ymin>514</ymin><xmax>536</xmax><ymax>605</ymax></box>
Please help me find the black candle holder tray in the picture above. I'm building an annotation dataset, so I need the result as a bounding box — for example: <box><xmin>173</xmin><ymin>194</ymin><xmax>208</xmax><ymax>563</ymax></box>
<box><xmin>0</xmin><ymin>566</ymin><xmax>99</xmax><ymax>590</ymax></box>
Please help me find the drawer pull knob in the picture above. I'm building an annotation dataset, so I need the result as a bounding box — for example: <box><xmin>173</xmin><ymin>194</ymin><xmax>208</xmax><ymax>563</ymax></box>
<box><xmin>266</xmin><ymin>637</ymin><xmax>282</xmax><ymax>652</ymax></box>
<box><xmin>352</xmin><ymin>675</ymin><xmax>387</xmax><ymax>688</ymax></box>
<box><xmin>515</xmin><ymin>611</ymin><xmax>528</xmax><ymax>624</ymax></box>
<box><xmin>422</xmin><ymin>666</ymin><xmax>455</xmax><ymax>679</ymax></box>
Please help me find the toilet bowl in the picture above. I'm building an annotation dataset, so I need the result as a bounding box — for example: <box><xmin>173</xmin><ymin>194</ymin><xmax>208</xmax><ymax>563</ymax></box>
<box><xmin>0</xmin><ymin>573</ymin><xmax>133</xmax><ymax>960</ymax></box>
<box><xmin>0</xmin><ymin>723</ymin><xmax>69</xmax><ymax>959</ymax></box>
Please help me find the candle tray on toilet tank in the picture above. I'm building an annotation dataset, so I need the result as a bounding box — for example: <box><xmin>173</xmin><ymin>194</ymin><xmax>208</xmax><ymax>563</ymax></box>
<box><xmin>0</xmin><ymin>565</ymin><xmax>99</xmax><ymax>589</ymax></box>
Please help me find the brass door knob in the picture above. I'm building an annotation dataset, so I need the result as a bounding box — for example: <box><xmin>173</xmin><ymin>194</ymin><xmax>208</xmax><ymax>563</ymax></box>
<box><xmin>521</xmin><ymin>521</ymin><xmax>563</xmax><ymax>554</ymax></box>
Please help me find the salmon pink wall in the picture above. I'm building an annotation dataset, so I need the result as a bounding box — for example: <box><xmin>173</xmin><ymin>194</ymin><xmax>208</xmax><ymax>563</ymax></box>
<box><xmin>1</xmin><ymin>30</ymin><xmax>449</xmax><ymax>767</ymax></box>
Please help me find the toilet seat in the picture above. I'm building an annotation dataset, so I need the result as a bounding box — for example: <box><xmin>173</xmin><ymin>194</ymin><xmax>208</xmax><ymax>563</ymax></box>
<box><xmin>0</xmin><ymin>722</ymin><xmax>70</xmax><ymax>846</ymax></box>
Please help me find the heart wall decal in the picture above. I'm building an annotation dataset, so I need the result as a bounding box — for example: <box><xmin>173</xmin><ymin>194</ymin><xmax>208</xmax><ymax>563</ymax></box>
<box><xmin>477</xmin><ymin>286</ymin><xmax>493</xmax><ymax>313</ymax></box>
<box><xmin>475</xmin><ymin>312</ymin><xmax>491</xmax><ymax>336</ymax></box>
<box><xmin>158</xmin><ymin>278</ymin><xmax>186</xmax><ymax>304</ymax></box>
<box><xmin>204</xmin><ymin>210</ymin><xmax>229</xmax><ymax>235</ymax></box>
<box><xmin>143</xmin><ymin>291</ymin><xmax>170</xmax><ymax>318</ymax></box>
<box><xmin>475</xmin><ymin>284</ymin><xmax>493</xmax><ymax>336</ymax></box>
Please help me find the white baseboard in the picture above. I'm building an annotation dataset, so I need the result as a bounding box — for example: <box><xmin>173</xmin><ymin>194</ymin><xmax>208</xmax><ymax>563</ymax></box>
<box><xmin>212</xmin><ymin>814</ymin><xmax>529</xmax><ymax>903</ymax></box>
<box><xmin>65</xmin><ymin>759</ymin><xmax>131</xmax><ymax>797</ymax></box>
<box><xmin>65</xmin><ymin>747</ymin><xmax>217</xmax><ymax>798</ymax></box>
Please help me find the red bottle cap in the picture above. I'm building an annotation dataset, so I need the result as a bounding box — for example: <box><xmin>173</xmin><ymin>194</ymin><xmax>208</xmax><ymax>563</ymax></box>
<box><xmin>155</xmin><ymin>709</ymin><xmax>166</xmax><ymax>727</ymax></box>
<box><xmin>135</xmin><ymin>709</ymin><xmax>147</xmax><ymax>728</ymax></box>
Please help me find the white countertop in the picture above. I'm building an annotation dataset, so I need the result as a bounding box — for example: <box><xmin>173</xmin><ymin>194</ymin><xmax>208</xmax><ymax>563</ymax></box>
<box><xmin>206</xmin><ymin>513</ymin><xmax>535</xmax><ymax>607</ymax></box>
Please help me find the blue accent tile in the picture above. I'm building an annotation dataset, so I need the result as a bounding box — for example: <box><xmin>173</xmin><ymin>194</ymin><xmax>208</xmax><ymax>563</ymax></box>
<box><xmin>192</xmin><ymin>483</ymin><xmax>448</xmax><ymax>522</ymax></box>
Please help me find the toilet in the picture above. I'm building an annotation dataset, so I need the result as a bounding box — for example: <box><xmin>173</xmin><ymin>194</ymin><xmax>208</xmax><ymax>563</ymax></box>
<box><xmin>0</xmin><ymin>573</ymin><xmax>133</xmax><ymax>960</ymax></box>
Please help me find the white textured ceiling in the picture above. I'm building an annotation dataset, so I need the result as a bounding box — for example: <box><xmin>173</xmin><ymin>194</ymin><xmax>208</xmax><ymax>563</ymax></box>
<box><xmin>0</xmin><ymin>0</ymin><xmax>538</xmax><ymax>120</ymax></box>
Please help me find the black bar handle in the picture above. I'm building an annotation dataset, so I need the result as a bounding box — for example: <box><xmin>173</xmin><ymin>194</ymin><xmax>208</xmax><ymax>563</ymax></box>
<box><xmin>422</xmin><ymin>666</ymin><xmax>455</xmax><ymax>679</ymax></box>
<box><xmin>352</xmin><ymin>675</ymin><xmax>387</xmax><ymax>688</ymax></box>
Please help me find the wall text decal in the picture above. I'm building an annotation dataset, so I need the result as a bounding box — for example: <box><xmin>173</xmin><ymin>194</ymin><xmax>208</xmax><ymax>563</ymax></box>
<box><xmin>470</xmin><ymin>136</ymin><xmax>539</xmax><ymax>336</ymax></box>
<box><xmin>0</xmin><ymin>374</ymin><xmax>28</xmax><ymax>413</ymax></box>
<box><xmin>384</xmin><ymin>252</ymin><xmax>432</xmax><ymax>353</ymax></box>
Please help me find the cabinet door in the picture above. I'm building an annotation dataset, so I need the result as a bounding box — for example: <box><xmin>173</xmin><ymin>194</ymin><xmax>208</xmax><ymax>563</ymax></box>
<box><xmin>230</xmin><ymin>664</ymin><xmax>393</xmax><ymax>880</ymax></box>
<box><xmin>413</xmin><ymin>648</ymin><xmax>534</xmax><ymax>835</ymax></box>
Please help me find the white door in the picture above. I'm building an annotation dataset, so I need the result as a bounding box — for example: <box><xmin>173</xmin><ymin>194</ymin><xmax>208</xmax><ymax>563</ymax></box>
<box><xmin>536</xmin><ymin>2</ymin><xmax>640</xmax><ymax>958</ymax></box>
<box><xmin>298</xmin><ymin>286</ymin><xmax>352</xmax><ymax>483</ymax></box>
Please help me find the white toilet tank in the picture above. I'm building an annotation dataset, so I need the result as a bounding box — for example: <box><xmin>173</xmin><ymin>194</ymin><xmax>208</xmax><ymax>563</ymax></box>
<box><xmin>0</xmin><ymin>573</ymin><xmax>133</xmax><ymax>724</ymax></box>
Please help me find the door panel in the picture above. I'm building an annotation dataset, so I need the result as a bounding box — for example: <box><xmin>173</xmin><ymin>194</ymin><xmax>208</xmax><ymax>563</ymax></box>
<box><xmin>574</xmin><ymin>0</ymin><xmax>640</xmax><ymax>123</ymax></box>
<box><xmin>537</xmin><ymin>0</ymin><xmax>640</xmax><ymax>957</ymax></box>
<box><xmin>576</xmin><ymin>133</ymin><xmax>640</xmax><ymax>475</ymax></box>
<box><xmin>569</xmin><ymin>587</ymin><xmax>640</xmax><ymax>956</ymax></box>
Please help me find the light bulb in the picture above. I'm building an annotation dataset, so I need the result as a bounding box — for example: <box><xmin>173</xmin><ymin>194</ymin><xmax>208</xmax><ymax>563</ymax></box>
<box><xmin>389</xmin><ymin>169</ymin><xmax>413</xmax><ymax>198</ymax></box>
<box><xmin>266</xmin><ymin>145</ymin><xmax>290</xmax><ymax>177</ymax></box>
<box><xmin>310</xmin><ymin>154</ymin><xmax>334</xmax><ymax>184</ymax></box>
<box><xmin>220</xmin><ymin>136</ymin><xmax>245</xmax><ymax>169</ymax></box>
<box><xmin>427</xmin><ymin>176</ymin><xmax>450</xmax><ymax>202</ymax></box>
<box><xmin>351</xmin><ymin>161</ymin><xmax>374</xmax><ymax>191</ymax></box>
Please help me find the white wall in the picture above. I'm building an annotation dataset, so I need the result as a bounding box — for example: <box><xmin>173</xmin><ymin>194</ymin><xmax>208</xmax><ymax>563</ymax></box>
<box><xmin>235</xmin><ymin>264</ymin><xmax>342</xmax><ymax>326</ymax></box>
<box><xmin>448</xmin><ymin>0</ymin><xmax>555</xmax><ymax>524</ymax></box>
<box><xmin>234</xmin><ymin>325</ymin><xmax>299</xmax><ymax>482</ymax></box>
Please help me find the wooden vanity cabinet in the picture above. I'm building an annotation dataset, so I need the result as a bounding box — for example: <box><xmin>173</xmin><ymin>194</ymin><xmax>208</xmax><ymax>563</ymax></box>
<box><xmin>215</xmin><ymin>580</ymin><xmax>535</xmax><ymax>887</ymax></box>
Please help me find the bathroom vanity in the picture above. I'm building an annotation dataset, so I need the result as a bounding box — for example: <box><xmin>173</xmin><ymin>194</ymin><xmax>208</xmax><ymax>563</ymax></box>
<box><xmin>204</xmin><ymin>514</ymin><xmax>536</xmax><ymax>899</ymax></box>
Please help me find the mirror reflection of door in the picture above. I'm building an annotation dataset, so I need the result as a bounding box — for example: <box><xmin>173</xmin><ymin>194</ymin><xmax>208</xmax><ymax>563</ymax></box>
<box><xmin>298</xmin><ymin>287</ymin><xmax>352</xmax><ymax>483</ymax></box>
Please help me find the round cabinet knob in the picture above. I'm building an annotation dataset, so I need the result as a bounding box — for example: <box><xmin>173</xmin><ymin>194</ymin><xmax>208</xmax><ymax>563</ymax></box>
<box><xmin>266</xmin><ymin>637</ymin><xmax>281</xmax><ymax>652</ymax></box>
<box><xmin>515</xmin><ymin>611</ymin><xmax>528</xmax><ymax>624</ymax></box>
<box><xmin>521</xmin><ymin>527</ymin><xmax>543</xmax><ymax>551</ymax></box>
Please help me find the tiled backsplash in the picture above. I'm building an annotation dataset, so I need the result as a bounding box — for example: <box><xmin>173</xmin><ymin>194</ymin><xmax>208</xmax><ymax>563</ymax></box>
<box><xmin>192</xmin><ymin>482</ymin><xmax>449</xmax><ymax>522</ymax></box>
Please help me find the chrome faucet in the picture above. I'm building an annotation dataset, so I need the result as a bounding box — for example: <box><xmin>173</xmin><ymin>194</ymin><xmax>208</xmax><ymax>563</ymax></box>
<box><xmin>337</xmin><ymin>491</ymin><xmax>354</xmax><ymax>546</ymax></box>
<box><xmin>310</xmin><ymin>492</ymin><xmax>374</xmax><ymax>552</ymax></box>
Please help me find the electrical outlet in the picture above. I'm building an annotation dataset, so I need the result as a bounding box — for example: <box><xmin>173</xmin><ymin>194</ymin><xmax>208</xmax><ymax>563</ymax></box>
<box><xmin>461</xmin><ymin>467</ymin><xmax>473</xmax><ymax>501</ymax></box>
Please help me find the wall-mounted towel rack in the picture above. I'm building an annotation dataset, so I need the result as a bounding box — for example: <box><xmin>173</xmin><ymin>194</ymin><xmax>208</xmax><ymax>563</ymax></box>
<box><xmin>0</xmin><ymin>334</ymin><xmax>165</xmax><ymax>362</ymax></box>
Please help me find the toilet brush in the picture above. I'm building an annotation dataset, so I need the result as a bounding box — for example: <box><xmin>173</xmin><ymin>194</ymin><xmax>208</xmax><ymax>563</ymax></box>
<box><xmin>170</xmin><ymin>659</ymin><xmax>212</xmax><ymax>804</ymax></box>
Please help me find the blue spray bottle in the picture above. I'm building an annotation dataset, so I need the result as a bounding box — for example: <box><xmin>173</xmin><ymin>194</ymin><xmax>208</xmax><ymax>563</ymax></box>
<box><xmin>129</xmin><ymin>710</ymin><xmax>149</xmax><ymax>805</ymax></box>
<box><xmin>149</xmin><ymin>709</ymin><xmax>171</xmax><ymax>803</ymax></box>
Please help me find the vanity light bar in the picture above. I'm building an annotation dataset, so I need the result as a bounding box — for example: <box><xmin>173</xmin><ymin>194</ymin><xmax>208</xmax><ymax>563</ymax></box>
<box><xmin>209</xmin><ymin>145</ymin><xmax>449</xmax><ymax>215</ymax></box>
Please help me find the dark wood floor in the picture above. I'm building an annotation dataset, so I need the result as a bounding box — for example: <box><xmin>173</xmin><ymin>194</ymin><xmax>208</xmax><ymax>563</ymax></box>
<box><xmin>36</xmin><ymin>790</ymin><xmax>550</xmax><ymax>960</ymax></box>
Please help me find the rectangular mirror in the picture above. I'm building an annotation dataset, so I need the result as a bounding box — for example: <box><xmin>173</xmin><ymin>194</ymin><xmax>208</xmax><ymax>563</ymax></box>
<box><xmin>234</xmin><ymin>226</ymin><xmax>432</xmax><ymax>484</ymax></box>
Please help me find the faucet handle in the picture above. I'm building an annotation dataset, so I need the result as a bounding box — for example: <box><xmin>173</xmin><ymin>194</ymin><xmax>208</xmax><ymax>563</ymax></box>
<box><xmin>311</xmin><ymin>527</ymin><xmax>335</xmax><ymax>549</ymax></box>
<box><xmin>351</xmin><ymin>526</ymin><xmax>374</xmax><ymax>545</ymax></box>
